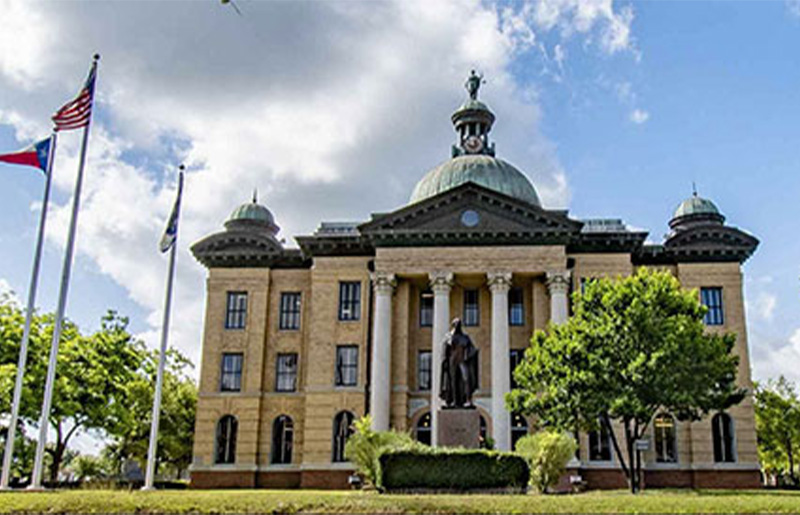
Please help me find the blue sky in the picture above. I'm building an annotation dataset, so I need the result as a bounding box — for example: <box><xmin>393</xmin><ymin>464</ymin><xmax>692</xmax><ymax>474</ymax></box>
<box><xmin>1</xmin><ymin>0</ymin><xmax>799</xmax><ymax>401</ymax></box>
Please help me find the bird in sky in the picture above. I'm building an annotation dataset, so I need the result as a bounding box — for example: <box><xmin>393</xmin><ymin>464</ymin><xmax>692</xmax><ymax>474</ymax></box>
<box><xmin>221</xmin><ymin>0</ymin><xmax>242</xmax><ymax>16</ymax></box>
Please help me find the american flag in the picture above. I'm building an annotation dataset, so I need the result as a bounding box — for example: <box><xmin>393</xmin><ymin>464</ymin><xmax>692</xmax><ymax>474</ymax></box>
<box><xmin>52</xmin><ymin>61</ymin><xmax>97</xmax><ymax>132</ymax></box>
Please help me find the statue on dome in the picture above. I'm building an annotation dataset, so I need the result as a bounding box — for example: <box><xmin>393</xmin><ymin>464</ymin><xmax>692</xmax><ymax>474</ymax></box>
<box><xmin>440</xmin><ymin>318</ymin><xmax>479</xmax><ymax>408</ymax></box>
<box><xmin>465</xmin><ymin>70</ymin><xmax>484</xmax><ymax>100</ymax></box>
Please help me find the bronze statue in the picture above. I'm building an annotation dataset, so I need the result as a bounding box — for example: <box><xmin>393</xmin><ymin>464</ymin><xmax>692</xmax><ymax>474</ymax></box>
<box><xmin>465</xmin><ymin>70</ymin><xmax>484</xmax><ymax>100</ymax></box>
<box><xmin>440</xmin><ymin>318</ymin><xmax>479</xmax><ymax>408</ymax></box>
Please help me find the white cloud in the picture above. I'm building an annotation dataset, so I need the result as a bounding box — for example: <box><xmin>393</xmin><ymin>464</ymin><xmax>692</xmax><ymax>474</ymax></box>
<box><xmin>754</xmin><ymin>292</ymin><xmax>778</xmax><ymax>321</ymax></box>
<box><xmin>0</xmin><ymin>278</ymin><xmax>20</xmax><ymax>306</ymax></box>
<box><xmin>629</xmin><ymin>108</ymin><xmax>649</xmax><ymax>124</ymax></box>
<box><xmin>787</xmin><ymin>0</ymin><xmax>800</xmax><ymax>18</ymax></box>
<box><xmin>0</xmin><ymin>0</ymin><xmax>638</xmax><ymax>369</ymax></box>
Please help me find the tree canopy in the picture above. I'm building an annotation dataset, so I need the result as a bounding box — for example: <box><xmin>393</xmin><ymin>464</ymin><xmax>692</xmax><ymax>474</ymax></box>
<box><xmin>755</xmin><ymin>376</ymin><xmax>800</xmax><ymax>486</ymax></box>
<box><xmin>0</xmin><ymin>299</ymin><xmax>196</xmax><ymax>484</ymax></box>
<box><xmin>507</xmin><ymin>268</ymin><xmax>744</xmax><ymax>493</ymax></box>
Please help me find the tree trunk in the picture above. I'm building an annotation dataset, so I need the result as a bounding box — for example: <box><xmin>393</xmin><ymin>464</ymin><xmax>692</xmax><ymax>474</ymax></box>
<box><xmin>624</xmin><ymin>421</ymin><xmax>637</xmax><ymax>494</ymax></box>
<box><xmin>602</xmin><ymin>413</ymin><xmax>631</xmax><ymax>481</ymax></box>
<box><xmin>48</xmin><ymin>440</ymin><xmax>65</xmax><ymax>484</ymax></box>
<box><xmin>787</xmin><ymin>438</ymin><xmax>796</xmax><ymax>485</ymax></box>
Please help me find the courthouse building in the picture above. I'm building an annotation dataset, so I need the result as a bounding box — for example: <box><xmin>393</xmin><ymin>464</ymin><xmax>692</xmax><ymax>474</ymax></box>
<box><xmin>189</xmin><ymin>76</ymin><xmax>760</xmax><ymax>489</ymax></box>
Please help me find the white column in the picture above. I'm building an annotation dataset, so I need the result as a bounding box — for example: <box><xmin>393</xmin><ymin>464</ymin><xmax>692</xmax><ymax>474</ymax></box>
<box><xmin>370</xmin><ymin>272</ymin><xmax>395</xmax><ymax>431</ymax></box>
<box><xmin>429</xmin><ymin>271</ymin><xmax>453</xmax><ymax>447</ymax></box>
<box><xmin>488</xmin><ymin>271</ymin><xmax>512</xmax><ymax>451</ymax></box>
<box><xmin>546</xmin><ymin>270</ymin><xmax>571</xmax><ymax>325</ymax></box>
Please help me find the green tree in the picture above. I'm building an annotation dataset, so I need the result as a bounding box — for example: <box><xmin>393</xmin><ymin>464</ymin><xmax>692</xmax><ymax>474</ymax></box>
<box><xmin>105</xmin><ymin>348</ymin><xmax>197</xmax><ymax>479</ymax></box>
<box><xmin>507</xmin><ymin>268</ymin><xmax>744</xmax><ymax>493</ymax></box>
<box><xmin>515</xmin><ymin>430</ymin><xmax>577</xmax><ymax>494</ymax></box>
<box><xmin>755</xmin><ymin>376</ymin><xmax>800</xmax><ymax>486</ymax></box>
<box><xmin>1</xmin><ymin>300</ymin><xmax>195</xmax><ymax>483</ymax></box>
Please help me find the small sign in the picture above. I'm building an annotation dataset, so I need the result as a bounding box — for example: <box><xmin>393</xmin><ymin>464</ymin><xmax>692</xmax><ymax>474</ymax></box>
<box><xmin>635</xmin><ymin>439</ymin><xmax>650</xmax><ymax>451</ymax></box>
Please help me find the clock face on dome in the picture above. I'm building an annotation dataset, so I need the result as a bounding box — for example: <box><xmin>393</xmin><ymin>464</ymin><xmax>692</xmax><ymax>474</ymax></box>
<box><xmin>464</xmin><ymin>135</ymin><xmax>484</xmax><ymax>154</ymax></box>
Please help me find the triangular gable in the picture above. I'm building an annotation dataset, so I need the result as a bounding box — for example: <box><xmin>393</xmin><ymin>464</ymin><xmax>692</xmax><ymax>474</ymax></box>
<box><xmin>359</xmin><ymin>181</ymin><xmax>582</xmax><ymax>246</ymax></box>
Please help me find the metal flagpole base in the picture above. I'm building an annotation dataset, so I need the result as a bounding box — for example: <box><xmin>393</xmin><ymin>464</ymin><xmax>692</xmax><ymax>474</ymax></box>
<box><xmin>140</xmin><ymin>485</ymin><xmax>157</xmax><ymax>491</ymax></box>
<box><xmin>25</xmin><ymin>485</ymin><xmax>48</xmax><ymax>492</ymax></box>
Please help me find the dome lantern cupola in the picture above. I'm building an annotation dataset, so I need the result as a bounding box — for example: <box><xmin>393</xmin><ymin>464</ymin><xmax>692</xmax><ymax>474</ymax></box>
<box><xmin>669</xmin><ymin>187</ymin><xmax>725</xmax><ymax>232</ymax></box>
<box><xmin>224</xmin><ymin>190</ymin><xmax>281</xmax><ymax>240</ymax></box>
<box><xmin>451</xmin><ymin>70</ymin><xmax>496</xmax><ymax>158</ymax></box>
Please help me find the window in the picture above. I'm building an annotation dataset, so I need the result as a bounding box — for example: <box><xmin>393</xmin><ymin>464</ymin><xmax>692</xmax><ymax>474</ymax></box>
<box><xmin>271</xmin><ymin>415</ymin><xmax>294</xmax><ymax>464</ymax></box>
<box><xmin>463</xmin><ymin>289</ymin><xmax>480</xmax><ymax>326</ymax></box>
<box><xmin>418</xmin><ymin>350</ymin><xmax>432</xmax><ymax>391</ymax></box>
<box><xmin>276</xmin><ymin>353</ymin><xmax>298</xmax><ymax>392</ymax></box>
<box><xmin>335</xmin><ymin>345</ymin><xmax>358</xmax><ymax>386</ymax></box>
<box><xmin>279</xmin><ymin>292</ymin><xmax>302</xmax><ymax>330</ymax></box>
<box><xmin>509</xmin><ymin>288</ymin><xmax>524</xmax><ymax>326</ymax></box>
<box><xmin>215</xmin><ymin>415</ymin><xmax>237</xmax><ymax>464</ymax></box>
<box><xmin>511</xmin><ymin>413</ymin><xmax>529</xmax><ymax>450</ymax></box>
<box><xmin>416</xmin><ymin>412</ymin><xmax>431</xmax><ymax>446</ymax></box>
<box><xmin>332</xmin><ymin>411</ymin><xmax>354</xmax><ymax>462</ymax></box>
<box><xmin>654</xmin><ymin>414</ymin><xmax>677</xmax><ymax>463</ymax></box>
<box><xmin>509</xmin><ymin>349</ymin><xmax>524</xmax><ymax>389</ymax></box>
<box><xmin>589</xmin><ymin>419</ymin><xmax>612</xmax><ymax>461</ymax></box>
<box><xmin>225</xmin><ymin>292</ymin><xmax>248</xmax><ymax>329</ymax></box>
<box><xmin>479</xmin><ymin>415</ymin><xmax>489</xmax><ymax>449</ymax></box>
<box><xmin>701</xmin><ymin>287</ymin><xmax>724</xmax><ymax>326</ymax></box>
<box><xmin>712</xmin><ymin>412</ymin><xmax>736</xmax><ymax>463</ymax></box>
<box><xmin>220</xmin><ymin>353</ymin><xmax>243</xmax><ymax>392</ymax></box>
<box><xmin>419</xmin><ymin>290</ymin><xmax>434</xmax><ymax>327</ymax></box>
<box><xmin>338</xmin><ymin>282</ymin><xmax>361</xmax><ymax>321</ymax></box>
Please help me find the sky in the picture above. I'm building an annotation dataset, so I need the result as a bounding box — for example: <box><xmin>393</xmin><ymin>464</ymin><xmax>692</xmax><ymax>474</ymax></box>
<box><xmin>1</xmin><ymin>0</ymin><xmax>799</xmax><ymax>437</ymax></box>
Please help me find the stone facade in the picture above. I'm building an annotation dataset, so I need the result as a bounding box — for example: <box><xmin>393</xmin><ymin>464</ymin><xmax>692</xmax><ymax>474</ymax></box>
<box><xmin>188</xmin><ymin>77</ymin><xmax>760</xmax><ymax>489</ymax></box>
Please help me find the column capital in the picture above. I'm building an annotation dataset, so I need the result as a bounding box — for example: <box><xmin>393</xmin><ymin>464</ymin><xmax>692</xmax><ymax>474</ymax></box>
<box><xmin>487</xmin><ymin>271</ymin><xmax>513</xmax><ymax>292</ymax></box>
<box><xmin>429</xmin><ymin>271</ymin><xmax>454</xmax><ymax>293</ymax></box>
<box><xmin>546</xmin><ymin>270</ymin><xmax>571</xmax><ymax>295</ymax></box>
<box><xmin>371</xmin><ymin>272</ymin><xmax>396</xmax><ymax>294</ymax></box>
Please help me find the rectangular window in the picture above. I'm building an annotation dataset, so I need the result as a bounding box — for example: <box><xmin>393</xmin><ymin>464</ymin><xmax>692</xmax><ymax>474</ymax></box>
<box><xmin>338</xmin><ymin>282</ymin><xmax>361</xmax><ymax>321</ymax></box>
<box><xmin>220</xmin><ymin>353</ymin><xmax>243</xmax><ymax>392</ymax></box>
<box><xmin>225</xmin><ymin>292</ymin><xmax>248</xmax><ymax>330</ymax></box>
<box><xmin>589</xmin><ymin>420</ymin><xmax>612</xmax><ymax>461</ymax></box>
<box><xmin>463</xmin><ymin>289</ymin><xmax>480</xmax><ymax>326</ymax></box>
<box><xmin>335</xmin><ymin>345</ymin><xmax>358</xmax><ymax>386</ymax></box>
<box><xmin>279</xmin><ymin>292</ymin><xmax>302</xmax><ymax>330</ymax></box>
<box><xmin>701</xmin><ymin>287</ymin><xmax>724</xmax><ymax>326</ymax></box>
<box><xmin>419</xmin><ymin>290</ymin><xmax>434</xmax><ymax>327</ymax></box>
<box><xmin>509</xmin><ymin>349</ymin><xmax>524</xmax><ymax>389</ymax></box>
<box><xmin>509</xmin><ymin>288</ymin><xmax>524</xmax><ymax>326</ymax></box>
<box><xmin>418</xmin><ymin>350</ymin><xmax>432</xmax><ymax>391</ymax></box>
<box><xmin>275</xmin><ymin>353</ymin><xmax>298</xmax><ymax>392</ymax></box>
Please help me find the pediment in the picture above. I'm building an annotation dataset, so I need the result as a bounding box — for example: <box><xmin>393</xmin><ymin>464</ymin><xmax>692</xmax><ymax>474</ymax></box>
<box><xmin>662</xmin><ymin>224</ymin><xmax>759</xmax><ymax>263</ymax></box>
<box><xmin>359</xmin><ymin>182</ymin><xmax>582</xmax><ymax>246</ymax></box>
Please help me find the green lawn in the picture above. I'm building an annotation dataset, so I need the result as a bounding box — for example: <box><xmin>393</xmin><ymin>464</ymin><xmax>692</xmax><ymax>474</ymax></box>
<box><xmin>1</xmin><ymin>489</ymin><xmax>799</xmax><ymax>514</ymax></box>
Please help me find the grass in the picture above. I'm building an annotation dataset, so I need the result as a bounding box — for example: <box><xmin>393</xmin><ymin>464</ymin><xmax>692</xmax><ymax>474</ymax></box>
<box><xmin>1</xmin><ymin>488</ymin><xmax>799</xmax><ymax>514</ymax></box>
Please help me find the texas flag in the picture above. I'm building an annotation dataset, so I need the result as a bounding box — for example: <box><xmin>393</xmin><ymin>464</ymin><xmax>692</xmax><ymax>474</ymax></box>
<box><xmin>0</xmin><ymin>137</ymin><xmax>52</xmax><ymax>173</ymax></box>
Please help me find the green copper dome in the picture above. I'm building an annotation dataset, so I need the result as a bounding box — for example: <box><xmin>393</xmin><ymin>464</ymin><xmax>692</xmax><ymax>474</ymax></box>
<box><xmin>673</xmin><ymin>195</ymin><xmax>720</xmax><ymax>218</ymax></box>
<box><xmin>229</xmin><ymin>201</ymin><xmax>275</xmax><ymax>224</ymax></box>
<box><xmin>409</xmin><ymin>154</ymin><xmax>541</xmax><ymax>206</ymax></box>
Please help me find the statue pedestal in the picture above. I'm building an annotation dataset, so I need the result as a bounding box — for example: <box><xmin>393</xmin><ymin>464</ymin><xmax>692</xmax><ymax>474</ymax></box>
<box><xmin>437</xmin><ymin>409</ymin><xmax>480</xmax><ymax>449</ymax></box>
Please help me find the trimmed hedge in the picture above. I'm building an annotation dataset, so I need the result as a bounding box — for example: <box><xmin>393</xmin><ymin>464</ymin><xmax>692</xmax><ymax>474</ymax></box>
<box><xmin>378</xmin><ymin>448</ymin><xmax>529</xmax><ymax>491</ymax></box>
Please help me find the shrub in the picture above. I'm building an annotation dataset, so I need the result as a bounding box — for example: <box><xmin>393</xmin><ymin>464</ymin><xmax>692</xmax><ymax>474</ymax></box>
<box><xmin>515</xmin><ymin>430</ymin><xmax>577</xmax><ymax>493</ymax></box>
<box><xmin>344</xmin><ymin>415</ymin><xmax>419</xmax><ymax>487</ymax></box>
<box><xmin>378</xmin><ymin>447</ymin><xmax>529</xmax><ymax>491</ymax></box>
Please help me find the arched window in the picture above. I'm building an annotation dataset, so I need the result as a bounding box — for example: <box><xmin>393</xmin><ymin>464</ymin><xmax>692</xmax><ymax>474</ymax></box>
<box><xmin>332</xmin><ymin>411</ymin><xmax>354</xmax><ymax>462</ymax></box>
<box><xmin>654</xmin><ymin>414</ymin><xmax>677</xmax><ymax>463</ymax></box>
<box><xmin>712</xmin><ymin>412</ymin><xmax>735</xmax><ymax>463</ymax></box>
<box><xmin>271</xmin><ymin>415</ymin><xmax>294</xmax><ymax>464</ymax></box>
<box><xmin>479</xmin><ymin>415</ymin><xmax>488</xmax><ymax>448</ymax></box>
<box><xmin>511</xmin><ymin>413</ymin><xmax>529</xmax><ymax>450</ymax></box>
<box><xmin>589</xmin><ymin>418</ymin><xmax>612</xmax><ymax>462</ymax></box>
<box><xmin>215</xmin><ymin>415</ymin><xmax>237</xmax><ymax>464</ymax></box>
<box><xmin>415</xmin><ymin>412</ymin><xmax>431</xmax><ymax>446</ymax></box>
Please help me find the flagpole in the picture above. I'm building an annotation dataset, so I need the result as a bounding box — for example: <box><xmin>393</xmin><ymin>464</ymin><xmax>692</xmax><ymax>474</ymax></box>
<box><xmin>143</xmin><ymin>167</ymin><xmax>184</xmax><ymax>491</ymax></box>
<box><xmin>30</xmin><ymin>55</ymin><xmax>99</xmax><ymax>490</ymax></box>
<box><xmin>0</xmin><ymin>133</ymin><xmax>57</xmax><ymax>491</ymax></box>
